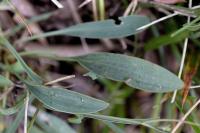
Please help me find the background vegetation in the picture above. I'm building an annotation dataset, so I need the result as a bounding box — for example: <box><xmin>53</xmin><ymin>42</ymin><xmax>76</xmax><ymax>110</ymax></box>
<box><xmin>0</xmin><ymin>0</ymin><xmax>200</xmax><ymax>133</ymax></box>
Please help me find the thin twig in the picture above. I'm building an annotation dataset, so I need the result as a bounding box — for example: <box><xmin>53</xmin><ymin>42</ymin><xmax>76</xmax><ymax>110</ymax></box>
<box><xmin>7</xmin><ymin>0</ymin><xmax>33</xmax><ymax>36</ymax></box>
<box><xmin>79</xmin><ymin>0</ymin><xmax>92</xmax><ymax>8</ymax></box>
<box><xmin>131</xmin><ymin>0</ymin><xmax>138</xmax><ymax>13</ymax></box>
<box><xmin>51</xmin><ymin>0</ymin><xmax>63</xmax><ymax>8</ymax></box>
<box><xmin>137</xmin><ymin>12</ymin><xmax>178</xmax><ymax>31</ymax></box>
<box><xmin>139</xmin><ymin>0</ymin><xmax>195</xmax><ymax>17</ymax></box>
<box><xmin>45</xmin><ymin>75</ymin><xmax>75</xmax><ymax>85</ymax></box>
<box><xmin>24</xmin><ymin>91</ymin><xmax>29</xmax><ymax>133</ymax></box>
<box><xmin>122</xmin><ymin>0</ymin><xmax>138</xmax><ymax>49</ymax></box>
<box><xmin>190</xmin><ymin>85</ymin><xmax>200</xmax><ymax>89</ymax></box>
<box><xmin>171</xmin><ymin>98</ymin><xmax>200</xmax><ymax>133</ymax></box>
<box><xmin>136</xmin><ymin>4</ymin><xmax>200</xmax><ymax>31</ymax></box>
<box><xmin>171</xmin><ymin>38</ymin><xmax>189</xmax><ymax>103</ymax></box>
<box><xmin>123</xmin><ymin>0</ymin><xmax>135</xmax><ymax>16</ymax></box>
<box><xmin>171</xmin><ymin>0</ymin><xmax>192</xmax><ymax>103</ymax></box>
<box><xmin>92</xmin><ymin>0</ymin><xmax>98</xmax><ymax>21</ymax></box>
<box><xmin>66</xmin><ymin>0</ymin><xmax>89</xmax><ymax>51</ymax></box>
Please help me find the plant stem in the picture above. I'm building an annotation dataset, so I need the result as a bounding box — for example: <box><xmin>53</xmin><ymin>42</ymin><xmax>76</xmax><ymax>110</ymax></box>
<box><xmin>24</xmin><ymin>91</ymin><xmax>29</xmax><ymax>133</ymax></box>
<box><xmin>171</xmin><ymin>0</ymin><xmax>193</xmax><ymax>103</ymax></box>
<box><xmin>98</xmin><ymin>0</ymin><xmax>105</xmax><ymax>20</ymax></box>
<box><xmin>137</xmin><ymin>12</ymin><xmax>178</xmax><ymax>31</ymax></box>
<box><xmin>171</xmin><ymin>98</ymin><xmax>200</xmax><ymax>133</ymax></box>
<box><xmin>27</xmin><ymin>108</ymin><xmax>39</xmax><ymax>133</ymax></box>
<box><xmin>51</xmin><ymin>0</ymin><xmax>63</xmax><ymax>8</ymax></box>
<box><xmin>139</xmin><ymin>0</ymin><xmax>195</xmax><ymax>17</ymax></box>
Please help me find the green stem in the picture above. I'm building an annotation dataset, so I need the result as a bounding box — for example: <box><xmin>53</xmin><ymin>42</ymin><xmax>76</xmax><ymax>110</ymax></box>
<box><xmin>83</xmin><ymin>114</ymin><xmax>166</xmax><ymax>133</ymax></box>
<box><xmin>20</xmin><ymin>51</ymin><xmax>76</xmax><ymax>62</ymax></box>
<box><xmin>27</xmin><ymin>108</ymin><xmax>40</xmax><ymax>133</ymax></box>
<box><xmin>98</xmin><ymin>0</ymin><xmax>105</xmax><ymax>20</ymax></box>
<box><xmin>139</xmin><ymin>1</ymin><xmax>195</xmax><ymax>17</ymax></box>
<box><xmin>150</xmin><ymin>94</ymin><xmax>163</xmax><ymax>133</ymax></box>
<box><xmin>172</xmin><ymin>16</ymin><xmax>200</xmax><ymax>37</ymax></box>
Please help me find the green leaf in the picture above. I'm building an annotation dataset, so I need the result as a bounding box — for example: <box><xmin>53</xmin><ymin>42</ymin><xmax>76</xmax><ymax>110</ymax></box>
<box><xmin>20</xmin><ymin>51</ymin><xmax>183</xmax><ymax>92</ymax></box>
<box><xmin>84</xmin><ymin>113</ymin><xmax>200</xmax><ymax>133</ymax></box>
<box><xmin>5</xmin><ymin>107</ymin><xmax>25</xmax><ymax>133</ymax></box>
<box><xmin>171</xmin><ymin>16</ymin><xmax>200</xmax><ymax>37</ymax></box>
<box><xmin>103</xmin><ymin>121</ymin><xmax>124</xmax><ymax>133</ymax></box>
<box><xmin>22</xmin><ymin>15</ymin><xmax>149</xmax><ymax>42</ymax></box>
<box><xmin>0</xmin><ymin>95</ymin><xmax>24</xmax><ymax>115</ymax></box>
<box><xmin>0</xmin><ymin>75</ymin><xmax>13</xmax><ymax>88</ymax></box>
<box><xmin>68</xmin><ymin>115</ymin><xmax>83</xmax><ymax>124</ymax></box>
<box><xmin>0</xmin><ymin>62</ymin><xmax>25</xmax><ymax>74</ymax></box>
<box><xmin>145</xmin><ymin>31</ymin><xmax>190</xmax><ymax>51</ymax></box>
<box><xmin>6</xmin><ymin>61</ymin><xmax>25</xmax><ymax>73</ymax></box>
<box><xmin>4</xmin><ymin>95</ymin><xmax>34</xmax><ymax>133</ymax></box>
<box><xmin>25</xmin><ymin>82</ymin><xmax>109</xmax><ymax>114</ymax></box>
<box><xmin>0</xmin><ymin>35</ymin><xmax>42</xmax><ymax>83</ymax></box>
<box><xmin>29</xmin><ymin>126</ymin><xmax>45</xmax><ymax>133</ymax></box>
<box><xmin>84</xmin><ymin>71</ymin><xmax>98</xmax><ymax>80</ymax></box>
<box><xmin>34</xmin><ymin>111</ymin><xmax>77</xmax><ymax>133</ymax></box>
<box><xmin>84</xmin><ymin>114</ymin><xmax>167</xmax><ymax>133</ymax></box>
<box><xmin>73</xmin><ymin>52</ymin><xmax>183</xmax><ymax>92</ymax></box>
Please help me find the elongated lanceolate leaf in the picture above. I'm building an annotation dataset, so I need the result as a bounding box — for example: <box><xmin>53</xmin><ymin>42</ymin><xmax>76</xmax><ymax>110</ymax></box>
<box><xmin>25</xmin><ymin>82</ymin><xmax>109</xmax><ymax>114</ymax></box>
<box><xmin>23</xmin><ymin>15</ymin><xmax>149</xmax><ymax>41</ymax></box>
<box><xmin>73</xmin><ymin>52</ymin><xmax>183</xmax><ymax>92</ymax></box>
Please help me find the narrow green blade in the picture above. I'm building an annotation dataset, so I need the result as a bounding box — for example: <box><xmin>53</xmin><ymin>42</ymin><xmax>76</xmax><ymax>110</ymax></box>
<box><xmin>25</xmin><ymin>82</ymin><xmax>109</xmax><ymax>114</ymax></box>
<box><xmin>23</xmin><ymin>15</ymin><xmax>149</xmax><ymax>41</ymax></box>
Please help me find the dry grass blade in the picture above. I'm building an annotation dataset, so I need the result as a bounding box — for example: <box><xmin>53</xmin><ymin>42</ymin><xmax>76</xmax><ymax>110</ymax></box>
<box><xmin>123</xmin><ymin>0</ymin><xmax>135</xmax><ymax>16</ymax></box>
<box><xmin>51</xmin><ymin>0</ymin><xmax>64</xmax><ymax>8</ymax></box>
<box><xmin>79</xmin><ymin>0</ymin><xmax>92</xmax><ymax>8</ymax></box>
<box><xmin>181</xmin><ymin>54</ymin><xmax>199</xmax><ymax>106</ymax></box>
<box><xmin>154</xmin><ymin>0</ymin><xmax>186</xmax><ymax>4</ymax></box>
<box><xmin>66</xmin><ymin>0</ymin><xmax>89</xmax><ymax>51</ymax></box>
<box><xmin>1</xmin><ymin>0</ymin><xmax>200</xmax><ymax>132</ymax></box>
<box><xmin>171</xmin><ymin>98</ymin><xmax>200</xmax><ymax>133</ymax></box>
<box><xmin>45</xmin><ymin>75</ymin><xmax>75</xmax><ymax>85</ymax></box>
<box><xmin>7</xmin><ymin>0</ymin><xmax>33</xmax><ymax>36</ymax></box>
<box><xmin>171</xmin><ymin>0</ymin><xmax>192</xmax><ymax>103</ymax></box>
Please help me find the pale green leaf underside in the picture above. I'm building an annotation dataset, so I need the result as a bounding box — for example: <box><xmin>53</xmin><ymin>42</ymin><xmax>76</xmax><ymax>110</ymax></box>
<box><xmin>73</xmin><ymin>52</ymin><xmax>183</xmax><ymax>92</ymax></box>
<box><xmin>25</xmin><ymin>82</ymin><xmax>109</xmax><ymax>114</ymax></box>
<box><xmin>23</xmin><ymin>15</ymin><xmax>149</xmax><ymax>41</ymax></box>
